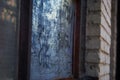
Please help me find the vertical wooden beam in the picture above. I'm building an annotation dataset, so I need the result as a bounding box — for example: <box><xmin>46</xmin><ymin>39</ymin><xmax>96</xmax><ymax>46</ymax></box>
<box><xmin>72</xmin><ymin>0</ymin><xmax>81</xmax><ymax>79</ymax></box>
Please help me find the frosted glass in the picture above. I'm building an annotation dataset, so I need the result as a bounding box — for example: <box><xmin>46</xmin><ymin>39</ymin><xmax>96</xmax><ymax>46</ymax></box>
<box><xmin>30</xmin><ymin>0</ymin><xmax>74</xmax><ymax>80</ymax></box>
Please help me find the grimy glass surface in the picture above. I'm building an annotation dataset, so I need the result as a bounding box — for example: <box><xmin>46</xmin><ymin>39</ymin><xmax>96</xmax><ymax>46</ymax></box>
<box><xmin>0</xmin><ymin>0</ymin><xmax>18</xmax><ymax>80</ymax></box>
<box><xmin>30</xmin><ymin>0</ymin><xmax>74</xmax><ymax>80</ymax></box>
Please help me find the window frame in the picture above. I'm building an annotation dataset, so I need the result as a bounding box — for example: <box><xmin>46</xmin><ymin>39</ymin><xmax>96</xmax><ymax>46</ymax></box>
<box><xmin>72</xmin><ymin>0</ymin><xmax>81</xmax><ymax>78</ymax></box>
<box><xmin>18</xmin><ymin>0</ymin><xmax>81</xmax><ymax>80</ymax></box>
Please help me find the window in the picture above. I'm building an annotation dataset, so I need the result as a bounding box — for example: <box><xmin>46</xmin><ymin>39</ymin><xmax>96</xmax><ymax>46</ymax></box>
<box><xmin>0</xmin><ymin>0</ymin><xmax>19</xmax><ymax>80</ymax></box>
<box><xmin>31</xmin><ymin>0</ymin><xmax>74</xmax><ymax>79</ymax></box>
<box><xmin>18</xmin><ymin>0</ymin><xmax>81</xmax><ymax>80</ymax></box>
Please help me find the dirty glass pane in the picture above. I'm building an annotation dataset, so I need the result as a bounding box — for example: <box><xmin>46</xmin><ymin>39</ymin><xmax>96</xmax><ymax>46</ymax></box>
<box><xmin>0</xmin><ymin>0</ymin><xmax>18</xmax><ymax>80</ymax></box>
<box><xmin>30</xmin><ymin>0</ymin><xmax>74</xmax><ymax>80</ymax></box>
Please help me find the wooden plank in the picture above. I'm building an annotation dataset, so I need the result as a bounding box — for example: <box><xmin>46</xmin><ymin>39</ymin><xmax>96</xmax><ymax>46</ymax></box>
<box><xmin>72</xmin><ymin>0</ymin><xmax>81</xmax><ymax>79</ymax></box>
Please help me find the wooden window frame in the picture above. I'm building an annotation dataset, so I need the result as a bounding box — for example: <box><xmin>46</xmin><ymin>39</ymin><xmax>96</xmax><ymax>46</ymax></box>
<box><xmin>18</xmin><ymin>0</ymin><xmax>81</xmax><ymax>80</ymax></box>
<box><xmin>72</xmin><ymin>0</ymin><xmax>81</xmax><ymax>79</ymax></box>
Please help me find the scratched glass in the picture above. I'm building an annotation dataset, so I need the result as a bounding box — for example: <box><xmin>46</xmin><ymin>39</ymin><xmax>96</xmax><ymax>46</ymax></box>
<box><xmin>30</xmin><ymin>0</ymin><xmax>74</xmax><ymax>80</ymax></box>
